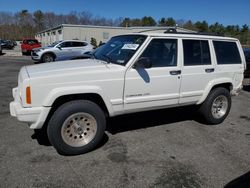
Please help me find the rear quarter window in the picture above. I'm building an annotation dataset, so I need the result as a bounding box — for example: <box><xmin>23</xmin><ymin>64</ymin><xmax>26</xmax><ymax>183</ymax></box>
<box><xmin>213</xmin><ymin>41</ymin><xmax>242</xmax><ymax>64</ymax></box>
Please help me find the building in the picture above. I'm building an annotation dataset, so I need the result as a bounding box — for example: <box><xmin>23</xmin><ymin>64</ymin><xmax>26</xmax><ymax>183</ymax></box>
<box><xmin>35</xmin><ymin>24</ymin><xmax>195</xmax><ymax>46</ymax></box>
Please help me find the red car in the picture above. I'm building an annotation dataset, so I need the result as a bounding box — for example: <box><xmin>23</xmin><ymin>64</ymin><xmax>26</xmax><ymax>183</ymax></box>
<box><xmin>21</xmin><ymin>39</ymin><xmax>41</xmax><ymax>55</ymax></box>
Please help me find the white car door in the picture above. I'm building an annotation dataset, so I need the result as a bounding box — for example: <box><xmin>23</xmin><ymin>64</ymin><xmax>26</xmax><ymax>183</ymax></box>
<box><xmin>179</xmin><ymin>39</ymin><xmax>215</xmax><ymax>104</ymax></box>
<box><xmin>124</xmin><ymin>38</ymin><xmax>181</xmax><ymax>111</ymax></box>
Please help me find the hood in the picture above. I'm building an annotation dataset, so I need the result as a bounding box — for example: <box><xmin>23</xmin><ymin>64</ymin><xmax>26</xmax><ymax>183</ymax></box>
<box><xmin>33</xmin><ymin>46</ymin><xmax>51</xmax><ymax>51</ymax></box>
<box><xmin>26</xmin><ymin>59</ymin><xmax>112</xmax><ymax>78</ymax></box>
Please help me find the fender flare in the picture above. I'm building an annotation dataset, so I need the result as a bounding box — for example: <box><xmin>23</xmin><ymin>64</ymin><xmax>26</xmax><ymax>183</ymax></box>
<box><xmin>42</xmin><ymin>85</ymin><xmax>114</xmax><ymax>116</ymax></box>
<box><xmin>197</xmin><ymin>78</ymin><xmax>233</xmax><ymax>105</ymax></box>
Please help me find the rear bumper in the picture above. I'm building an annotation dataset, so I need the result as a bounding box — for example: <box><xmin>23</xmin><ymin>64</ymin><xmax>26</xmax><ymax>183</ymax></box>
<box><xmin>22</xmin><ymin>49</ymin><xmax>31</xmax><ymax>53</ymax></box>
<box><xmin>9</xmin><ymin>87</ymin><xmax>51</xmax><ymax>129</ymax></box>
<box><xmin>231</xmin><ymin>85</ymin><xmax>243</xmax><ymax>96</ymax></box>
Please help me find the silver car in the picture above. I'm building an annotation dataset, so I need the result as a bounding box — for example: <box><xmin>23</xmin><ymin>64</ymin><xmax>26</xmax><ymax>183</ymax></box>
<box><xmin>31</xmin><ymin>40</ymin><xmax>94</xmax><ymax>63</ymax></box>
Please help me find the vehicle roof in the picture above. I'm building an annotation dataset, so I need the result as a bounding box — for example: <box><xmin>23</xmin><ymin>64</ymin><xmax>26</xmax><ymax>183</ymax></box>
<box><xmin>121</xmin><ymin>32</ymin><xmax>239</xmax><ymax>41</ymax></box>
<box><xmin>61</xmin><ymin>40</ymin><xmax>89</xmax><ymax>43</ymax></box>
<box><xmin>23</xmin><ymin>38</ymin><xmax>37</xmax><ymax>40</ymax></box>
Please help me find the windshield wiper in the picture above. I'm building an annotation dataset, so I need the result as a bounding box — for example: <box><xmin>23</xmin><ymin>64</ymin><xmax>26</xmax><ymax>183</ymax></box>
<box><xmin>101</xmin><ymin>54</ymin><xmax>112</xmax><ymax>64</ymax></box>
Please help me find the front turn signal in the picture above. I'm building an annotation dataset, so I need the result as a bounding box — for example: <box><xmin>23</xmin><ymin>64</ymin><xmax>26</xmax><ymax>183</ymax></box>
<box><xmin>26</xmin><ymin>86</ymin><xmax>31</xmax><ymax>104</ymax></box>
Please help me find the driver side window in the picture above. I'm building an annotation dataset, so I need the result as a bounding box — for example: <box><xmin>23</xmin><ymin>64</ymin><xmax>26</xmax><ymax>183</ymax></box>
<box><xmin>59</xmin><ymin>42</ymin><xmax>72</xmax><ymax>48</ymax></box>
<box><xmin>139</xmin><ymin>39</ymin><xmax>177</xmax><ymax>67</ymax></box>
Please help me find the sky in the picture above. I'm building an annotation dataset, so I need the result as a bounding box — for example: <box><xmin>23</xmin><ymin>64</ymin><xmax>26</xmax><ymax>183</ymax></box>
<box><xmin>0</xmin><ymin>0</ymin><xmax>249</xmax><ymax>26</ymax></box>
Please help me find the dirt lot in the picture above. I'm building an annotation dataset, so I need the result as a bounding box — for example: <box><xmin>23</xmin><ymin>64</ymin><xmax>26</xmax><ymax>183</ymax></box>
<box><xmin>0</xmin><ymin>56</ymin><xmax>250</xmax><ymax>188</ymax></box>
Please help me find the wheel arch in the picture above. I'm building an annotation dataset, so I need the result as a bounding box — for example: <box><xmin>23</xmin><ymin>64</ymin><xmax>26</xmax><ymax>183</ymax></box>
<box><xmin>41</xmin><ymin>52</ymin><xmax>57</xmax><ymax>61</ymax></box>
<box><xmin>197</xmin><ymin>79</ymin><xmax>233</xmax><ymax>105</ymax></box>
<box><xmin>42</xmin><ymin>86</ymin><xmax>114</xmax><ymax>125</ymax></box>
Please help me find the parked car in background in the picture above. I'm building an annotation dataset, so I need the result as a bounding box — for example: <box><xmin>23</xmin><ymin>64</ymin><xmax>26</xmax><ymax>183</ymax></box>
<box><xmin>31</xmin><ymin>40</ymin><xmax>93</xmax><ymax>63</ymax></box>
<box><xmin>6</xmin><ymin>40</ymin><xmax>16</xmax><ymax>49</ymax></box>
<box><xmin>243</xmin><ymin>48</ymin><xmax>250</xmax><ymax>78</ymax></box>
<box><xmin>21</xmin><ymin>39</ymin><xmax>41</xmax><ymax>55</ymax></box>
<box><xmin>0</xmin><ymin>39</ymin><xmax>16</xmax><ymax>49</ymax></box>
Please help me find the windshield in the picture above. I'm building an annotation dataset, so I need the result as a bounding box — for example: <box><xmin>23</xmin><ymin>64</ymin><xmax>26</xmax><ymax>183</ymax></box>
<box><xmin>94</xmin><ymin>35</ymin><xmax>147</xmax><ymax>65</ymax></box>
<box><xmin>48</xmin><ymin>41</ymin><xmax>61</xmax><ymax>47</ymax></box>
<box><xmin>26</xmin><ymin>39</ymin><xmax>39</xmax><ymax>44</ymax></box>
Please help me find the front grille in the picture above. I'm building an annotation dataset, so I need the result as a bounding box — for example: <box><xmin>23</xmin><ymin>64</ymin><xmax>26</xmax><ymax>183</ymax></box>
<box><xmin>31</xmin><ymin>51</ymin><xmax>38</xmax><ymax>56</ymax></box>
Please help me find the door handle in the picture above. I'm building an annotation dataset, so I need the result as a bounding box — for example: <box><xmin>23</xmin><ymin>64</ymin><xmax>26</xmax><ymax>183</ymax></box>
<box><xmin>170</xmin><ymin>70</ymin><xmax>181</xmax><ymax>75</ymax></box>
<box><xmin>205</xmin><ymin>68</ymin><xmax>214</xmax><ymax>73</ymax></box>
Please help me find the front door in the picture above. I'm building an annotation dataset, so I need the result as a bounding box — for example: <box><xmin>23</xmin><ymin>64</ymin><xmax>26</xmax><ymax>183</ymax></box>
<box><xmin>124</xmin><ymin>38</ymin><xmax>181</xmax><ymax>111</ymax></box>
<box><xmin>57</xmin><ymin>41</ymin><xmax>74</xmax><ymax>60</ymax></box>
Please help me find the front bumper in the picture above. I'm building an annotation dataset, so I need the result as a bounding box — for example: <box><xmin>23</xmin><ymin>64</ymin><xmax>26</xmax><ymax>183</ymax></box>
<box><xmin>31</xmin><ymin>51</ymin><xmax>41</xmax><ymax>61</ymax></box>
<box><xmin>9</xmin><ymin>87</ymin><xmax>51</xmax><ymax>129</ymax></box>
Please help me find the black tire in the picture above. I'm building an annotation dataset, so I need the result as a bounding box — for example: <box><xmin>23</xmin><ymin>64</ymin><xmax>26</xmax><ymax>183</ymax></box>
<box><xmin>198</xmin><ymin>87</ymin><xmax>231</xmax><ymax>125</ymax></box>
<box><xmin>47</xmin><ymin>100</ymin><xmax>106</xmax><ymax>155</ymax></box>
<box><xmin>42</xmin><ymin>53</ymin><xmax>54</xmax><ymax>63</ymax></box>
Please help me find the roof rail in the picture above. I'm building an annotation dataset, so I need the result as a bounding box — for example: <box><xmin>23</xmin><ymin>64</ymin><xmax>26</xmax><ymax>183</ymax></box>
<box><xmin>138</xmin><ymin>28</ymin><xmax>175</xmax><ymax>33</ymax></box>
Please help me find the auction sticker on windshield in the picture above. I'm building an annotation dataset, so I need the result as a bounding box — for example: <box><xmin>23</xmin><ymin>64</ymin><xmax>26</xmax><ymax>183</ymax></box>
<box><xmin>121</xmin><ymin>44</ymin><xmax>139</xmax><ymax>50</ymax></box>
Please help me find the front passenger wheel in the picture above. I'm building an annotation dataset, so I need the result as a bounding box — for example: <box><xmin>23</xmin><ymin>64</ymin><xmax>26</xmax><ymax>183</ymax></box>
<box><xmin>42</xmin><ymin>54</ymin><xmax>54</xmax><ymax>63</ymax></box>
<box><xmin>198</xmin><ymin>87</ymin><xmax>231</xmax><ymax>125</ymax></box>
<box><xmin>47</xmin><ymin>100</ymin><xmax>106</xmax><ymax>155</ymax></box>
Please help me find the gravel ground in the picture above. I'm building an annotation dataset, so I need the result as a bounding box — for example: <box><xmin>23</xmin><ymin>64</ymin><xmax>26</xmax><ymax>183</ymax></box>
<box><xmin>0</xmin><ymin>56</ymin><xmax>249</xmax><ymax>188</ymax></box>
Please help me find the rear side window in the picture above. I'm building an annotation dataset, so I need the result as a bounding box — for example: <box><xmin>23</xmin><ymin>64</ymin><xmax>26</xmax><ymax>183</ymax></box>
<box><xmin>71</xmin><ymin>42</ymin><xmax>88</xmax><ymax>47</ymax></box>
<box><xmin>213</xmin><ymin>41</ymin><xmax>241</xmax><ymax>64</ymax></box>
<box><xmin>79</xmin><ymin>42</ymin><xmax>88</xmax><ymax>47</ymax></box>
<box><xmin>183</xmin><ymin>40</ymin><xmax>211</xmax><ymax>66</ymax></box>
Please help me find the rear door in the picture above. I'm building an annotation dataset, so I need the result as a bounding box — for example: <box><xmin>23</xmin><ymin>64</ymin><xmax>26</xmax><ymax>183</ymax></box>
<box><xmin>179</xmin><ymin>39</ymin><xmax>215</xmax><ymax>104</ymax></box>
<box><xmin>72</xmin><ymin>42</ymin><xmax>86</xmax><ymax>56</ymax></box>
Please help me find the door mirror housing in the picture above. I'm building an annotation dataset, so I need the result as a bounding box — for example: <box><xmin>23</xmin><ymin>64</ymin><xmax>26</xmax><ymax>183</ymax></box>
<box><xmin>133</xmin><ymin>57</ymin><xmax>152</xmax><ymax>69</ymax></box>
<box><xmin>57</xmin><ymin>46</ymin><xmax>62</xmax><ymax>50</ymax></box>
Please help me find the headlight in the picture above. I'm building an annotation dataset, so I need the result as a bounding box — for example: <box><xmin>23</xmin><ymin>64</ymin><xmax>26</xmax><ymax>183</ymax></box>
<box><xmin>34</xmin><ymin>49</ymin><xmax>40</xmax><ymax>53</ymax></box>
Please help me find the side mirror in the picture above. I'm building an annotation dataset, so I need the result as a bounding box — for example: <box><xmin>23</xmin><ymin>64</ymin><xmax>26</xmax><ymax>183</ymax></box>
<box><xmin>57</xmin><ymin>46</ymin><xmax>62</xmax><ymax>50</ymax></box>
<box><xmin>133</xmin><ymin>57</ymin><xmax>152</xmax><ymax>69</ymax></box>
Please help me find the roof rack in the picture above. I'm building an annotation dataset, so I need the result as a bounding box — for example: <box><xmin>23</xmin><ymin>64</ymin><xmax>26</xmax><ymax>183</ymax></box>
<box><xmin>138</xmin><ymin>28</ymin><xmax>176</xmax><ymax>33</ymax></box>
<box><xmin>164</xmin><ymin>28</ymin><xmax>224</xmax><ymax>37</ymax></box>
<box><xmin>138</xmin><ymin>27</ymin><xmax>224</xmax><ymax>37</ymax></box>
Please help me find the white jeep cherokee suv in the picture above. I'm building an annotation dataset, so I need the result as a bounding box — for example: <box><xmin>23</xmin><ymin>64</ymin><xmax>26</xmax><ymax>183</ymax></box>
<box><xmin>10</xmin><ymin>32</ymin><xmax>245</xmax><ymax>155</ymax></box>
<box><xmin>31</xmin><ymin>40</ymin><xmax>93</xmax><ymax>63</ymax></box>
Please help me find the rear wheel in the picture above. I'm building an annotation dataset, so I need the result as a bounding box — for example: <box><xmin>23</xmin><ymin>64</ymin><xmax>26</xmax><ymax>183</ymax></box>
<box><xmin>47</xmin><ymin>100</ymin><xmax>106</xmax><ymax>155</ymax></box>
<box><xmin>199</xmin><ymin>87</ymin><xmax>231</xmax><ymax>125</ymax></box>
<box><xmin>42</xmin><ymin>53</ymin><xmax>54</xmax><ymax>63</ymax></box>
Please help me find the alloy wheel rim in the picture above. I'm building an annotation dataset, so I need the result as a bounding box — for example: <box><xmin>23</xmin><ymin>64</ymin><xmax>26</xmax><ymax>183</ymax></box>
<box><xmin>45</xmin><ymin>56</ymin><xmax>53</xmax><ymax>62</ymax></box>
<box><xmin>211</xmin><ymin>95</ymin><xmax>228</xmax><ymax>119</ymax></box>
<box><xmin>61</xmin><ymin>112</ymin><xmax>97</xmax><ymax>147</ymax></box>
